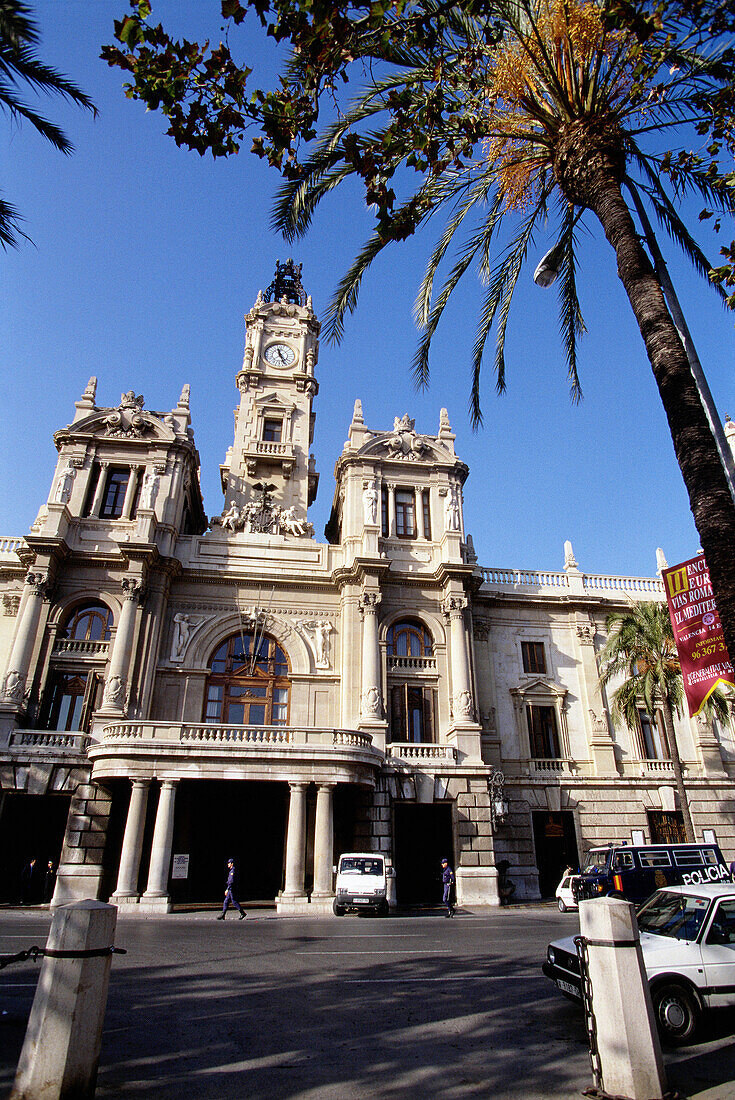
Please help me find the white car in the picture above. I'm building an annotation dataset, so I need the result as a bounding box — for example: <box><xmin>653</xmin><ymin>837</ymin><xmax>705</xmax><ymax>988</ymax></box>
<box><xmin>543</xmin><ymin>883</ymin><xmax>735</xmax><ymax>1044</ymax></box>
<box><xmin>555</xmin><ymin>873</ymin><xmax>580</xmax><ymax>912</ymax></box>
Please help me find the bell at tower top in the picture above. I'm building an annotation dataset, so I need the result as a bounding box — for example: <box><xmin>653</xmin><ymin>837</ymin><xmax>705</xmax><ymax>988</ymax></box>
<box><xmin>263</xmin><ymin>259</ymin><xmax>307</xmax><ymax>306</ymax></box>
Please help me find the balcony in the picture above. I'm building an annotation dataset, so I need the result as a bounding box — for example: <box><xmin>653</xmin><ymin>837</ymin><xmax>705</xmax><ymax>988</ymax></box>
<box><xmin>88</xmin><ymin>721</ymin><xmax>382</xmax><ymax>784</ymax></box>
<box><xmin>242</xmin><ymin>439</ymin><xmax>295</xmax><ymax>478</ymax></box>
<box><xmin>529</xmin><ymin>757</ymin><xmax>576</xmax><ymax>775</ymax></box>
<box><xmin>1</xmin><ymin>729</ymin><xmax>91</xmax><ymax>765</ymax></box>
<box><xmin>52</xmin><ymin>638</ymin><xmax>110</xmax><ymax>658</ymax></box>
<box><xmin>387</xmin><ymin>655</ymin><xmax>437</xmax><ymax>673</ymax></box>
<box><xmin>386</xmin><ymin>742</ymin><xmax>456</xmax><ymax>762</ymax></box>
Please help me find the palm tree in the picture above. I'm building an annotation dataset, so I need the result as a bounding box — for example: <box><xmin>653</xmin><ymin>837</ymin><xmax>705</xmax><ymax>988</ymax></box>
<box><xmin>273</xmin><ymin>0</ymin><xmax>735</xmax><ymax>665</ymax></box>
<box><xmin>0</xmin><ymin>0</ymin><xmax>95</xmax><ymax>247</ymax></box>
<box><xmin>597</xmin><ymin>601</ymin><xmax>733</xmax><ymax>843</ymax></box>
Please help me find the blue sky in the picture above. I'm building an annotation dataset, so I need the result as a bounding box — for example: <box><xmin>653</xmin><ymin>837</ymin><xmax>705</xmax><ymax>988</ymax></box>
<box><xmin>3</xmin><ymin>0</ymin><xmax>734</xmax><ymax>578</ymax></box>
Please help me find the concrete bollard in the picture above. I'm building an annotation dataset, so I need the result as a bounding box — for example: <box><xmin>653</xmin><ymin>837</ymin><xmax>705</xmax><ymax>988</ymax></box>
<box><xmin>579</xmin><ymin>897</ymin><xmax>667</xmax><ymax>1100</ymax></box>
<box><xmin>11</xmin><ymin>900</ymin><xmax>118</xmax><ymax>1100</ymax></box>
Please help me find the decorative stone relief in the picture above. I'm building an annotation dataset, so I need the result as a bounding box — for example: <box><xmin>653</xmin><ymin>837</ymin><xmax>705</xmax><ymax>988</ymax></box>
<box><xmin>297</xmin><ymin>620</ymin><xmax>333</xmax><ymax>669</ymax></box>
<box><xmin>103</xmin><ymin>675</ymin><xmax>127</xmax><ymax>709</ymax></box>
<box><xmin>589</xmin><ymin>709</ymin><xmax>609</xmax><ymax>734</ymax></box>
<box><xmin>104</xmin><ymin>392</ymin><xmax>149</xmax><ymax>438</ymax></box>
<box><xmin>209</xmin><ymin>500</ymin><xmax>314</xmax><ymax>537</ymax></box>
<box><xmin>359</xmin><ymin>591</ymin><xmax>381</xmax><ymax>615</ymax></box>
<box><xmin>576</xmin><ymin>621</ymin><xmax>595</xmax><ymax>644</ymax></box>
<box><xmin>121</xmin><ymin>576</ymin><xmax>145</xmax><ymax>604</ymax></box>
<box><xmin>383</xmin><ymin>414</ymin><xmax>427</xmax><ymax>460</ymax></box>
<box><xmin>442</xmin><ymin>594</ymin><xmax>468</xmax><ymax>616</ymax></box>
<box><xmin>473</xmin><ymin>619</ymin><xmax>490</xmax><ymax>642</ymax></box>
<box><xmin>564</xmin><ymin>540</ymin><xmax>578</xmax><ymax>569</ymax></box>
<box><xmin>3</xmin><ymin>593</ymin><xmax>20</xmax><ymax>617</ymax></box>
<box><xmin>170</xmin><ymin>613</ymin><xmax>209</xmax><ymax>662</ymax></box>
<box><xmin>2</xmin><ymin>669</ymin><xmax>25</xmax><ymax>702</ymax></box>
<box><xmin>454</xmin><ymin>689</ymin><xmax>475</xmax><ymax>719</ymax></box>
<box><xmin>361</xmin><ymin>685</ymin><xmax>383</xmax><ymax>717</ymax></box>
<box><xmin>26</xmin><ymin>572</ymin><xmax>50</xmax><ymax>598</ymax></box>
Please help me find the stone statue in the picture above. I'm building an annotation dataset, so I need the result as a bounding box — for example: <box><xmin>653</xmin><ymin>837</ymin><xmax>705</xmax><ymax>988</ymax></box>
<box><xmin>314</xmin><ymin>621</ymin><xmax>332</xmax><ymax>667</ymax></box>
<box><xmin>140</xmin><ymin>470</ymin><xmax>159</xmax><ymax>511</ymax></box>
<box><xmin>54</xmin><ymin>464</ymin><xmax>76</xmax><ymax>504</ymax></box>
<box><xmin>362</xmin><ymin>480</ymin><xmax>379</xmax><ymax>526</ymax></box>
<box><xmin>172</xmin><ymin>613</ymin><xmax>191</xmax><ymax>660</ymax></box>
<box><xmin>445</xmin><ymin>487</ymin><xmax>460</xmax><ymax>531</ymax></box>
<box><xmin>221</xmin><ymin>502</ymin><xmax>241</xmax><ymax>531</ymax></box>
<box><xmin>281</xmin><ymin>506</ymin><xmax>309</xmax><ymax>536</ymax></box>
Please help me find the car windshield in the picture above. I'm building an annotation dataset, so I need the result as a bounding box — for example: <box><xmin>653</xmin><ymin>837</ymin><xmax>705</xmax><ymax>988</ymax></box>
<box><xmin>583</xmin><ymin>850</ymin><xmax>609</xmax><ymax>873</ymax></box>
<box><xmin>340</xmin><ymin>858</ymin><xmax>383</xmax><ymax>876</ymax></box>
<box><xmin>637</xmin><ymin>890</ymin><xmax>711</xmax><ymax>941</ymax></box>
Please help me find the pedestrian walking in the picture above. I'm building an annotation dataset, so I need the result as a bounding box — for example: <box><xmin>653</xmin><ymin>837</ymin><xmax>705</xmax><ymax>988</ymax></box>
<box><xmin>497</xmin><ymin>859</ymin><xmax>516</xmax><ymax>905</ymax></box>
<box><xmin>441</xmin><ymin>857</ymin><xmax>455</xmax><ymax>918</ymax></box>
<box><xmin>217</xmin><ymin>858</ymin><xmax>246</xmax><ymax>920</ymax></box>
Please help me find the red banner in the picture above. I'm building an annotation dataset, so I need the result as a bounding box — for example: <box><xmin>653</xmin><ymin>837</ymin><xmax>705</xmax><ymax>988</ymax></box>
<box><xmin>662</xmin><ymin>553</ymin><xmax>735</xmax><ymax>717</ymax></box>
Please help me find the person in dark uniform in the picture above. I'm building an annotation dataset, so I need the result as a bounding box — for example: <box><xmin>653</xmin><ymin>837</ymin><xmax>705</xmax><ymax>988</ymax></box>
<box><xmin>20</xmin><ymin>858</ymin><xmax>37</xmax><ymax>906</ymax></box>
<box><xmin>217</xmin><ymin>858</ymin><xmax>246</xmax><ymax>920</ymax></box>
<box><xmin>441</xmin><ymin>858</ymin><xmax>455</xmax><ymax>918</ymax></box>
<box><xmin>44</xmin><ymin>861</ymin><xmax>56</xmax><ymax>904</ymax></box>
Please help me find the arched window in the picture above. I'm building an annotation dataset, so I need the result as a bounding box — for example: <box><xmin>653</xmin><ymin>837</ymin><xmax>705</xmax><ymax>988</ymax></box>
<box><xmin>386</xmin><ymin>621</ymin><xmax>434</xmax><ymax>658</ymax></box>
<box><xmin>204</xmin><ymin>631</ymin><xmax>290</xmax><ymax>725</ymax></box>
<box><xmin>61</xmin><ymin>602</ymin><xmax>113</xmax><ymax>642</ymax></box>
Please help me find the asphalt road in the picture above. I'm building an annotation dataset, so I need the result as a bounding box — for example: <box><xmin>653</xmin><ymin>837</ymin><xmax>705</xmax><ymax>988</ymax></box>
<box><xmin>1</xmin><ymin>904</ymin><xmax>734</xmax><ymax>1098</ymax></box>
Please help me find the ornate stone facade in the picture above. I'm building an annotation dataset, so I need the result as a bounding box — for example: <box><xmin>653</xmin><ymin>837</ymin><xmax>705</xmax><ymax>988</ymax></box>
<box><xmin>1</xmin><ymin>260</ymin><xmax>734</xmax><ymax>914</ymax></box>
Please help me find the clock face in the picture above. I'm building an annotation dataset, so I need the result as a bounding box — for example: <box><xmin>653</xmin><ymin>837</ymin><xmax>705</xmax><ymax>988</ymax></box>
<box><xmin>264</xmin><ymin>342</ymin><xmax>296</xmax><ymax>367</ymax></box>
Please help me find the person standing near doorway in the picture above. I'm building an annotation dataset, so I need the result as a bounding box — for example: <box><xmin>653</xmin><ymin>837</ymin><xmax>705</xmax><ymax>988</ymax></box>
<box><xmin>217</xmin><ymin>858</ymin><xmax>246</xmax><ymax>920</ymax></box>
<box><xmin>44</xmin><ymin>861</ymin><xmax>56</xmax><ymax>904</ymax></box>
<box><xmin>441</xmin><ymin>858</ymin><xmax>455</xmax><ymax>918</ymax></box>
<box><xmin>20</xmin><ymin>858</ymin><xmax>37</xmax><ymax>906</ymax></box>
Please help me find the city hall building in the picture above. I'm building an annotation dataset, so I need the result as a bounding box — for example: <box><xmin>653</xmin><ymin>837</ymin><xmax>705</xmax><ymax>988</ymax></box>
<box><xmin>1</xmin><ymin>261</ymin><xmax>734</xmax><ymax>913</ymax></box>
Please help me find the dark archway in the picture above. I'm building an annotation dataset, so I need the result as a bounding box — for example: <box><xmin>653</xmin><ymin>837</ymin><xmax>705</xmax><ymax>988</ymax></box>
<box><xmin>393</xmin><ymin>802</ymin><xmax>453</xmax><ymax>905</ymax></box>
<box><xmin>532</xmin><ymin>810</ymin><xmax>579</xmax><ymax>897</ymax></box>
<box><xmin>0</xmin><ymin>793</ymin><xmax>72</xmax><ymax>904</ymax></box>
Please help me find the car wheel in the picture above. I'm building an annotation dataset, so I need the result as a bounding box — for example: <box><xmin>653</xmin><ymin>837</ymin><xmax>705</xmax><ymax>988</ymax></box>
<box><xmin>651</xmin><ymin>982</ymin><xmax>699</xmax><ymax>1045</ymax></box>
<box><xmin>332</xmin><ymin>901</ymin><xmax>345</xmax><ymax>917</ymax></box>
<box><xmin>377</xmin><ymin>900</ymin><xmax>389</xmax><ymax>917</ymax></box>
<box><xmin>558</xmin><ymin>898</ymin><xmax>567</xmax><ymax>913</ymax></box>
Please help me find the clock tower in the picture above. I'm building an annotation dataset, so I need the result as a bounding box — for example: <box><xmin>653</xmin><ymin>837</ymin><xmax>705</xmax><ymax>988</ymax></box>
<box><xmin>220</xmin><ymin>260</ymin><xmax>320</xmax><ymax>527</ymax></box>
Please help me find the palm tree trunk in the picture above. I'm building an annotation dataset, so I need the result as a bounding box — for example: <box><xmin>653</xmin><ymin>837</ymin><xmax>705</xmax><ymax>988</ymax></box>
<box><xmin>556</xmin><ymin>136</ymin><xmax>735</xmax><ymax>669</ymax></box>
<box><xmin>659</xmin><ymin>695</ymin><xmax>695</xmax><ymax>842</ymax></box>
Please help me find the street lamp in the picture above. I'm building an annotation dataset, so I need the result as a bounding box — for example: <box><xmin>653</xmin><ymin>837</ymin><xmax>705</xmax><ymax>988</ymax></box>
<box><xmin>533</xmin><ymin>193</ymin><xmax>735</xmax><ymax>508</ymax></box>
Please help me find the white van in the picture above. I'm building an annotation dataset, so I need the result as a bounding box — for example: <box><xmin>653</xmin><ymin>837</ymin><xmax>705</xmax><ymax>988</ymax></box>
<box><xmin>333</xmin><ymin>852</ymin><xmax>393</xmax><ymax>916</ymax></box>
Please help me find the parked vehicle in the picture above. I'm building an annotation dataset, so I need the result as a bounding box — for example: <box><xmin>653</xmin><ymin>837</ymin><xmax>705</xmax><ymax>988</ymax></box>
<box><xmin>577</xmin><ymin>843</ymin><xmax>730</xmax><ymax>904</ymax></box>
<box><xmin>555</xmin><ymin>872</ymin><xmax>580</xmax><ymax>912</ymax></box>
<box><xmin>332</xmin><ymin>853</ymin><xmax>393</xmax><ymax>916</ymax></box>
<box><xmin>543</xmin><ymin>883</ymin><xmax>735</xmax><ymax>1044</ymax></box>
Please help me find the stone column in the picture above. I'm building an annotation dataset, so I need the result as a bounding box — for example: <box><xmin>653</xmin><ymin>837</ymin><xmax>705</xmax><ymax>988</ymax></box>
<box><xmin>140</xmin><ymin>780</ymin><xmax>178</xmax><ymax>911</ymax></box>
<box><xmin>121</xmin><ymin>465</ymin><xmax>141</xmax><ymax>520</ymax></box>
<box><xmin>574</xmin><ymin>612</ymin><xmax>617</xmax><ymax>775</ymax></box>
<box><xmin>100</xmin><ymin>577</ymin><xmax>144</xmax><ymax>714</ymax></box>
<box><xmin>111</xmin><ymin>779</ymin><xmax>150</xmax><ymax>904</ymax></box>
<box><xmin>90</xmin><ymin>461</ymin><xmax>108</xmax><ymax>517</ymax></box>
<box><xmin>311</xmin><ymin>783</ymin><xmax>335</xmax><ymax>906</ymax></box>
<box><xmin>444</xmin><ymin>594</ymin><xmax>474</xmax><ymax>721</ymax></box>
<box><xmin>1</xmin><ymin>571</ymin><xmax>49</xmax><ymax>706</ymax></box>
<box><xmin>387</xmin><ymin>482</ymin><xmax>396</xmax><ymax>537</ymax></box>
<box><xmin>358</xmin><ymin>590</ymin><xmax>386</xmax><ymax>747</ymax></box>
<box><xmin>281</xmin><ymin>782</ymin><xmax>308</xmax><ymax>902</ymax></box>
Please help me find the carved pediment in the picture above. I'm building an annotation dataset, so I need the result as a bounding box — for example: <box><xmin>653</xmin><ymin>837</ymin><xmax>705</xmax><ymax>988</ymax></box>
<box><xmin>56</xmin><ymin>404</ymin><xmax>177</xmax><ymax>445</ymax></box>
<box><xmin>510</xmin><ymin>677</ymin><xmax>568</xmax><ymax>704</ymax></box>
<box><xmin>357</xmin><ymin>431</ymin><xmax>449</xmax><ymax>464</ymax></box>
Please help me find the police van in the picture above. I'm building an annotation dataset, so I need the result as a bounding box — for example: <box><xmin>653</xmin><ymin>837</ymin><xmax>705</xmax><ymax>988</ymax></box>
<box><xmin>577</xmin><ymin>842</ymin><xmax>730</xmax><ymax>904</ymax></box>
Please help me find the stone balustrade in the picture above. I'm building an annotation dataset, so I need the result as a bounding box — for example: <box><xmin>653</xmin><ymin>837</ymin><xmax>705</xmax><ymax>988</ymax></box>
<box><xmin>529</xmin><ymin>757</ymin><xmax>573</xmax><ymax>774</ymax></box>
<box><xmin>0</xmin><ymin>536</ymin><xmax>23</xmax><ymax>557</ymax></box>
<box><xmin>478</xmin><ymin>565</ymin><xmax>664</xmax><ymax>598</ymax></box>
<box><xmin>387</xmin><ymin>655</ymin><xmax>437</xmax><ymax>672</ymax></box>
<box><xmin>8</xmin><ymin>730</ymin><xmax>90</xmax><ymax>752</ymax></box>
<box><xmin>100</xmin><ymin>721</ymin><xmax>375</xmax><ymax>752</ymax></box>
<box><xmin>53</xmin><ymin>638</ymin><xmax>110</xmax><ymax>657</ymax></box>
<box><xmin>386</xmin><ymin>742</ymin><xmax>457</xmax><ymax>761</ymax></box>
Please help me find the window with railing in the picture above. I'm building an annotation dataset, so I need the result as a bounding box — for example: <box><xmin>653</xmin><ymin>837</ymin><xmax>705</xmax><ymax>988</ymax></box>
<box><xmin>637</xmin><ymin>708</ymin><xmax>669</xmax><ymax>760</ymax></box>
<box><xmin>204</xmin><ymin>632</ymin><xmax>290</xmax><ymax>725</ymax></box>
<box><xmin>60</xmin><ymin>602</ymin><xmax>113</xmax><ymax>642</ymax></box>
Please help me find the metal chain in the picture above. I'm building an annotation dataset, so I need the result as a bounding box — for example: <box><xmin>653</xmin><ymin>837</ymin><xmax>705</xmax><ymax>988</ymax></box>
<box><xmin>0</xmin><ymin>945</ymin><xmax>125</xmax><ymax>971</ymax></box>
<box><xmin>575</xmin><ymin>934</ymin><xmax>604</xmax><ymax>1094</ymax></box>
